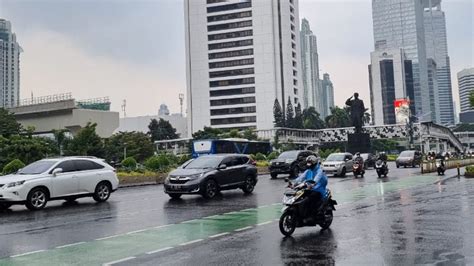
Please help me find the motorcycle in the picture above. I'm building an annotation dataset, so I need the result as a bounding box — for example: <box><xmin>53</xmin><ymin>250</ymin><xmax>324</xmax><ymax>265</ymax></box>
<box><xmin>436</xmin><ymin>159</ymin><xmax>445</xmax><ymax>175</ymax></box>
<box><xmin>352</xmin><ymin>161</ymin><xmax>365</xmax><ymax>178</ymax></box>
<box><xmin>279</xmin><ymin>181</ymin><xmax>337</xmax><ymax>237</ymax></box>
<box><xmin>375</xmin><ymin>159</ymin><xmax>388</xmax><ymax>178</ymax></box>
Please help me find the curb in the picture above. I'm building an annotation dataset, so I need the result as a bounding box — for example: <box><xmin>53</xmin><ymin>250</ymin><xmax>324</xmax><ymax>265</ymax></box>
<box><xmin>433</xmin><ymin>174</ymin><xmax>461</xmax><ymax>185</ymax></box>
<box><xmin>119</xmin><ymin>182</ymin><xmax>161</xmax><ymax>188</ymax></box>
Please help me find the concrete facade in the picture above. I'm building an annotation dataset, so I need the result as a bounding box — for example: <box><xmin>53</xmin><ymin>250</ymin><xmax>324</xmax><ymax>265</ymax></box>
<box><xmin>185</xmin><ymin>0</ymin><xmax>303</xmax><ymax>135</ymax></box>
<box><xmin>458</xmin><ymin>68</ymin><xmax>474</xmax><ymax>123</ymax></box>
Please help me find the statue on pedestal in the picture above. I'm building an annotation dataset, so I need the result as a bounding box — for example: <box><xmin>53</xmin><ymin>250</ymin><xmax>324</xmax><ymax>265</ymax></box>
<box><xmin>345</xmin><ymin>92</ymin><xmax>365</xmax><ymax>134</ymax></box>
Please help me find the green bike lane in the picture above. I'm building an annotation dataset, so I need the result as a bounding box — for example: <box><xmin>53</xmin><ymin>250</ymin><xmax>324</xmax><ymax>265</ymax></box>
<box><xmin>0</xmin><ymin>172</ymin><xmax>451</xmax><ymax>266</ymax></box>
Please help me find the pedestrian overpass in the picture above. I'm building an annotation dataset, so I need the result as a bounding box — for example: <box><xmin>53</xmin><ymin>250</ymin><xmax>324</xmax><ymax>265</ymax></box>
<box><xmin>257</xmin><ymin>122</ymin><xmax>464</xmax><ymax>153</ymax></box>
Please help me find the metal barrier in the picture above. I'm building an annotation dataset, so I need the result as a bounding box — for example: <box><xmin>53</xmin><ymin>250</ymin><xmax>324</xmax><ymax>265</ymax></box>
<box><xmin>421</xmin><ymin>158</ymin><xmax>474</xmax><ymax>173</ymax></box>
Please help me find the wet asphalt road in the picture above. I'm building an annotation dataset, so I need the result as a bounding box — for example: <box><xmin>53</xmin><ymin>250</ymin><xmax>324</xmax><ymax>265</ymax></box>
<box><xmin>1</xmin><ymin>163</ymin><xmax>473</xmax><ymax>265</ymax></box>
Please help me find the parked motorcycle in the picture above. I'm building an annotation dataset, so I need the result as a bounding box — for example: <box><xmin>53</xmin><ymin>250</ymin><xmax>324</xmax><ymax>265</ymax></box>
<box><xmin>279</xmin><ymin>181</ymin><xmax>337</xmax><ymax>237</ymax></box>
<box><xmin>375</xmin><ymin>159</ymin><xmax>388</xmax><ymax>178</ymax></box>
<box><xmin>436</xmin><ymin>159</ymin><xmax>446</xmax><ymax>175</ymax></box>
<box><xmin>352</xmin><ymin>161</ymin><xmax>365</xmax><ymax>178</ymax></box>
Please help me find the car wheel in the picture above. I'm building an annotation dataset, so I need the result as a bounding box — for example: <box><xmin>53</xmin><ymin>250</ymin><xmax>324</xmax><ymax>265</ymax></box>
<box><xmin>270</xmin><ymin>173</ymin><xmax>278</xmax><ymax>179</ymax></box>
<box><xmin>290</xmin><ymin>166</ymin><xmax>300</xmax><ymax>178</ymax></box>
<box><xmin>0</xmin><ymin>203</ymin><xmax>12</xmax><ymax>211</ymax></box>
<box><xmin>396</xmin><ymin>164</ymin><xmax>400</xmax><ymax>168</ymax></box>
<box><xmin>26</xmin><ymin>187</ymin><xmax>48</xmax><ymax>211</ymax></box>
<box><xmin>169</xmin><ymin>194</ymin><xmax>182</xmax><ymax>199</ymax></box>
<box><xmin>242</xmin><ymin>176</ymin><xmax>256</xmax><ymax>194</ymax></box>
<box><xmin>202</xmin><ymin>179</ymin><xmax>218</xmax><ymax>199</ymax></box>
<box><xmin>340</xmin><ymin>167</ymin><xmax>346</xmax><ymax>177</ymax></box>
<box><xmin>93</xmin><ymin>182</ymin><xmax>111</xmax><ymax>202</ymax></box>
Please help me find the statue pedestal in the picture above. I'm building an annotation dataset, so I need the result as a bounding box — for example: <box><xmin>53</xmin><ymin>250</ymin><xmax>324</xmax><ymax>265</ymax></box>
<box><xmin>347</xmin><ymin>133</ymin><xmax>372</xmax><ymax>154</ymax></box>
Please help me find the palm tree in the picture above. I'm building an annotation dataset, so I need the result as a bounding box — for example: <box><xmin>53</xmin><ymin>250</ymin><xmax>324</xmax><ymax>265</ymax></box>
<box><xmin>302</xmin><ymin>107</ymin><xmax>326</xmax><ymax>129</ymax></box>
<box><xmin>325</xmin><ymin>107</ymin><xmax>351</xmax><ymax>128</ymax></box>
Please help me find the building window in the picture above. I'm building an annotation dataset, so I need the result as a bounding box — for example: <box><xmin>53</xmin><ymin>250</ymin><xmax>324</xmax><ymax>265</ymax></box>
<box><xmin>207</xmin><ymin>2</ymin><xmax>251</xmax><ymax>13</ymax></box>
<box><xmin>294</xmin><ymin>88</ymin><xmax>298</xmax><ymax>95</ymax></box>
<box><xmin>210</xmin><ymin>87</ymin><xmax>255</xmax><ymax>97</ymax></box>
<box><xmin>208</xmin><ymin>20</ymin><xmax>252</xmax><ymax>32</ymax></box>
<box><xmin>210</xmin><ymin>97</ymin><xmax>256</xmax><ymax>106</ymax></box>
<box><xmin>209</xmin><ymin>68</ymin><xmax>255</xmax><ymax>78</ymax></box>
<box><xmin>292</xmin><ymin>61</ymin><xmax>297</xmax><ymax>67</ymax></box>
<box><xmin>208</xmin><ymin>39</ymin><xmax>253</xmax><ymax>50</ymax></box>
<box><xmin>290</xmin><ymin>24</ymin><xmax>295</xmax><ymax>31</ymax></box>
<box><xmin>208</xmin><ymin>30</ymin><xmax>253</xmax><ymax>41</ymax></box>
<box><xmin>292</xmin><ymin>51</ymin><xmax>296</xmax><ymax>58</ymax></box>
<box><xmin>207</xmin><ymin>11</ymin><xmax>252</xmax><ymax>23</ymax></box>
<box><xmin>209</xmin><ymin>77</ymin><xmax>255</xmax><ymax>87</ymax></box>
<box><xmin>210</xmin><ymin>106</ymin><xmax>256</xmax><ymax>116</ymax></box>
<box><xmin>211</xmin><ymin>116</ymin><xmax>257</xmax><ymax>125</ymax></box>
<box><xmin>291</xmin><ymin>33</ymin><xmax>295</xmax><ymax>40</ymax></box>
<box><xmin>209</xmin><ymin>48</ymin><xmax>254</xmax><ymax>60</ymax></box>
<box><xmin>209</xmin><ymin>58</ymin><xmax>254</xmax><ymax>69</ymax></box>
<box><xmin>292</xmin><ymin>42</ymin><xmax>296</xmax><ymax>49</ymax></box>
<box><xmin>293</xmin><ymin>70</ymin><xmax>297</xmax><ymax>77</ymax></box>
<box><xmin>293</xmin><ymin>79</ymin><xmax>297</xmax><ymax>86</ymax></box>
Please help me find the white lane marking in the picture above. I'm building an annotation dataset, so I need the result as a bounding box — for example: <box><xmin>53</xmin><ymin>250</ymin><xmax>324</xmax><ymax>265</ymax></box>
<box><xmin>205</xmin><ymin>215</ymin><xmax>220</xmax><ymax>219</ymax></box>
<box><xmin>271</xmin><ymin>203</ymin><xmax>281</xmax><ymax>206</ymax></box>
<box><xmin>155</xmin><ymin>224</ymin><xmax>173</xmax><ymax>229</ymax></box>
<box><xmin>181</xmin><ymin>219</ymin><xmax>198</xmax><ymax>224</ymax></box>
<box><xmin>179</xmin><ymin>239</ymin><xmax>204</xmax><ymax>246</ymax></box>
<box><xmin>234</xmin><ymin>226</ymin><xmax>253</xmax><ymax>232</ymax></box>
<box><xmin>95</xmin><ymin>234</ymin><xmax>123</xmax><ymax>241</ymax></box>
<box><xmin>10</xmin><ymin>250</ymin><xmax>45</xmax><ymax>258</ymax></box>
<box><xmin>209</xmin><ymin>232</ymin><xmax>230</xmax><ymax>238</ymax></box>
<box><xmin>146</xmin><ymin>247</ymin><xmax>174</xmax><ymax>255</ymax></box>
<box><xmin>103</xmin><ymin>256</ymin><xmax>136</xmax><ymax>266</ymax></box>
<box><xmin>257</xmin><ymin>221</ymin><xmax>273</xmax><ymax>226</ymax></box>
<box><xmin>126</xmin><ymin>229</ymin><xmax>146</xmax><ymax>235</ymax></box>
<box><xmin>55</xmin><ymin>242</ymin><xmax>85</xmax><ymax>249</ymax></box>
<box><xmin>258</xmin><ymin>205</ymin><xmax>268</xmax><ymax>208</ymax></box>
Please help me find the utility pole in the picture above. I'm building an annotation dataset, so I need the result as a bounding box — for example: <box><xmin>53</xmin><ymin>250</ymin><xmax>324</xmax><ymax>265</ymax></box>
<box><xmin>121</xmin><ymin>99</ymin><xmax>127</xmax><ymax>117</ymax></box>
<box><xmin>179</xmin><ymin>93</ymin><xmax>184</xmax><ymax>117</ymax></box>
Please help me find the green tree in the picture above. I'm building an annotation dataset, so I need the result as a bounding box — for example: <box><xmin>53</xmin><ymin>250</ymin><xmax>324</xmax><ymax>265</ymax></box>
<box><xmin>104</xmin><ymin>131</ymin><xmax>154</xmax><ymax>163</ymax></box>
<box><xmin>220</xmin><ymin>129</ymin><xmax>242</xmax><ymax>139</ymax></box>
<box><xmin>0</xmin><ymin>135</ymin><xmax>57</xmax><ymax>170</ymax></box>
<box><xmin>372</xmin><ymin>139</ymin><xmax>398</xmax><ymax>152</ymax></box>
<box><xmin>63</xmin><ymin>122</ymin><xmax>104</xmax><ymax>157</ymax></box>
<box><xmin>52</xmin><ymin>129</ymin><xmax>68</xmax><ymax>155</ymax></box>
<box><xmin>121</xmin><ymin>157</ymin><xmax>137</xmax><ymax>170</ymax></box>
<box><xmin>302</xmin><ymin>107</ymin><xmax>326</xmax><ymax>129</ymax></box>
<box><xmin>273</xmin><ymin>98</ymin><xmax>285</xmax><ymax>127</ymax></box>
<box><xmin>470</xmin><ymin>91</ymin><xmax>474</xmax><ymax>108</ymax></box>
<box><xmin>148</xmin><ymin>118</ymin><xmax>179</xmax><ymax>141</ymax></box>
<box><xmin>286</xmin><ymin>97</ymin><xmax>295</xmax><ymax>128</ymax></box>
<box><xmin>294</xmin><ymin>103</ymin><xmax>304</xmax><ymax>129</ymax></box>
<box><xmin>325</xmin><ymin>106</ymin><xmax>351</xmax><ymax>128</ymax></box>
<box><xmin>192</xmin><ymin>127</ymin><xmax>223</xmax><ymax>140</ymax></box>
<box><xmin>2</xmin><ymin>159</ymin><xmax>25</xmax><ymax>175</ymax></box>
<box><xmin>363</xmin><ymin>112</ymin><xmax>371</xmax><ymax>125</ymax></box>
<box><xmin>242</xmin><ymin>128</ymin><xmax>258</xmax><ymax>140</ymax></box>
<box><xmin>0</xmin><ymin>108</ymin><xmax>21</xmax><ymax>137</ymax></box>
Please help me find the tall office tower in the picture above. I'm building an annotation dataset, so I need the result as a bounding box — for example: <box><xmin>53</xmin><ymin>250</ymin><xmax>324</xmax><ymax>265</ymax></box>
<box><xmin>185</xmin><ymin>0</ymin><xmax>303</xmax><ymax>134</ymax></box>
<box><xmin>458</xmin><ymin>68</ymin><xmax>474</xmax><ymax>123</ymax></box>
<box><xmin>320</xmin><ymin>73</ymin><xmax>334</xmax><ymax>118</ymax></box>
<box><xmin>424</xmin><ymin>1</ymin><xmax>455</xmax><ymax>125</ymax></box>
<box><xmin>370</xmin><ymin>0</ymin><xmax>437</xmax><ymax>124</ymax></box>
<box><xmin>300</xmin><ymin>18</ymin><xmax>321</xmax><ymax>111</ymax></box>
<box><xmin>0</xmin><ymin>18</ymin><xmax>22</xmax><ymax>108</ymax></box>
<box><xmin>369</xmin><ymin>49</ymin><xmax>415</xmax><ymax>124</ymax></box>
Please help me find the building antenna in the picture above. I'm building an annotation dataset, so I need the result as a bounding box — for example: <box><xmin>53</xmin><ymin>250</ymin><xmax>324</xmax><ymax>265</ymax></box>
<box><xmin>179</xmin><ymin>93</ymin><xmax>184</xmax><ymax>116</ymax></box>
<box><xmin>121</xmin><ymin>99</ymin><xmax>127</xmax><ymax>117</ymax></box>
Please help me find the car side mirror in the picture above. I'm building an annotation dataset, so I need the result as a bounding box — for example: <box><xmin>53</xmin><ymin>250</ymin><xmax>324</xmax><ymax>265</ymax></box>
<box><xmin>345</xmin><ymin>158</ymin><xmax>349</xmax><ymax>162</ymax></box>
<box><xmin>52</xmin><ymin>168</ymin><xmax>63</xmax><ymax>176</ymax></box>
<box><xmin>217</xmin><ymin>164</ymin><xmax>227</xmax><ymax>170</ymax></box>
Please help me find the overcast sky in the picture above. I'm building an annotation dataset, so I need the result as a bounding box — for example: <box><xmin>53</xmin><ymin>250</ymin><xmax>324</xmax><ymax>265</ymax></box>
<box><xmin>0</xmin><ymin>0</ymin><xmax>472</xmax><ymax>117</ymax></box>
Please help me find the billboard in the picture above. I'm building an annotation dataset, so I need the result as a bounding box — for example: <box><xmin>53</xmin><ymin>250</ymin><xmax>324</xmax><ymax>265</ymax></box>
<box><xmin>394</xmin><ymin>99</ymin><xmax>410</xmax><ymax>124</ymax></box>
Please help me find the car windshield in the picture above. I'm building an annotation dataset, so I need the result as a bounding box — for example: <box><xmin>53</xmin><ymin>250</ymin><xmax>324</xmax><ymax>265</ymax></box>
<box><xmin>278</xmin><ymin>151</ymin><xmax>299</xmax><ymax>159</ymax></box>
<box><xmin>326</xmin><ymin>154</ymin><xmax>345</xmax><ymax>161</ymax></box>
<box><xmin>400</xmin><ymin>151</ymin><xmax>414</xmax><ymax>157</ymax></box>
<box><xmin>16</xmin><ymin>160</ymin><xmax>57</xmax><ymax>175</ymax></box>
<box><xmin>183</xmin><ymin>156</ymin><xmax>222</xmax><ymax>169</ymax></box>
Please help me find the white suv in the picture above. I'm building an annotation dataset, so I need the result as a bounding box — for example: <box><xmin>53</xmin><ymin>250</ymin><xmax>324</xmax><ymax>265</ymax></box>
<box><xmin>0</xmin><ymin>157</ymin><xmax>119</xmax><ymax>211</ymax></box>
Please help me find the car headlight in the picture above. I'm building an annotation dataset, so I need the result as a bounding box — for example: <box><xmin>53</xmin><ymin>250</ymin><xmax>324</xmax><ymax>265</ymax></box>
<box><xmin>7</xmin><ymin>180</ymin><xmax>25</xmax><ymax>188</ymax></box>
<box><xmin>188</xmin><ymin>173</ymin><xmax>204</xmax><ymax>180</ymax></box>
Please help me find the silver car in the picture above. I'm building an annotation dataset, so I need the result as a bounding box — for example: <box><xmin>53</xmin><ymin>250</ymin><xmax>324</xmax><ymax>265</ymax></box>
<box><xmin>322</xmin><ymin>153</ymin><xmax>353</xmax><ymax>177</ymax></box>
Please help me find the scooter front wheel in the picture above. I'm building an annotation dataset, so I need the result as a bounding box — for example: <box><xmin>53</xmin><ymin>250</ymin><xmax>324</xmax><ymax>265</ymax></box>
<box><xmin>320</xmin><ymin>209</ymin><xmax>333</xmax><ymax>230</ymax></box>
<box><xmin>279</xmin><ymin>211</ymin><xmax>296</xmax><ymax>237</ymax></box>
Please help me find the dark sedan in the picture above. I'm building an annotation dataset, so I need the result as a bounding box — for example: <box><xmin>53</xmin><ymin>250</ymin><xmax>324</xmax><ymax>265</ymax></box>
<box><xmin>164</xmin><ymin>154</ymin><xmax>258</xmax><ymax>199</ymax></box>
<box><xmin>361</xmin><ymin>153</ymin><xmax>376</xmax><ymax>169</ymax></box>
<box><xmin>269</xmin><ymin>150</ymin><xmax>317</xmax><ymax>179</ymax></box>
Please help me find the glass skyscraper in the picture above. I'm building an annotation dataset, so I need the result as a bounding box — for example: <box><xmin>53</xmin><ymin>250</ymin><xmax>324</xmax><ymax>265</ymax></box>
<box><xmin>0</xmin><ymin>18</ymin><xmax>22</xmax><ymax>108</ymax></box>
<box><xmin>300</xmin><ymin>18</ymin><xmax>321</xmax><ymax>112</ymax></box>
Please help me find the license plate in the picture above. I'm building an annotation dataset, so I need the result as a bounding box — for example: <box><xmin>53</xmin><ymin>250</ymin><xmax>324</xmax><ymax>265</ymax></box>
<box><xmin>171</xmin><ymin>185</ymin><xmax>180</xmax><ymax>190</ymax></box>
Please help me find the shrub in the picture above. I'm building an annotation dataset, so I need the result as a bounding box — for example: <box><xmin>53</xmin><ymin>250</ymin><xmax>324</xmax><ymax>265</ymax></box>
<box><xmin>145</xmin><ymin>154</ymin><xmax>172</xmax><ymax>172</ymax></box>
<box><xmin>256</xmin><ymin>161</ymin><xmax>270</xmax><ymax>167</ymax></box>
<box><xmin>387</xmin><ymin>154</ymin><xmax>398</xmax><ymax>162</ymax></box>
<box><xmin>178</xmin><ymin>154</ymin><xmax>192</xmax><ymax>165</ymax></box>
<box><xmin>254</xmin><ymin>153</ymin><xmax>267</xmax><ymax>161</ymax></box>
<box><xmin>267</xmin><ymin>151</ymin><xmax>280</xmax><ymax>161</ymax></box>
<box><xmin>466</xmin><ymin>165</ymin><xmax>474</xmax><ymax>174</ymax></box>
<box><xmin>121</xmin><ymin>157</ymin><xmax>137</xmax><ymax>170</ymax></box>
<box><xmin>3</xmin><ymin>159</ymin><xmax>25</xmax><ymax>175</ymax></box>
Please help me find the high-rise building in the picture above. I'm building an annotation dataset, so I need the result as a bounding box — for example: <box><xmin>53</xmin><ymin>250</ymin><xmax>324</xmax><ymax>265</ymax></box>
<box><xmin>300</xmin><ymin>18</ymin><xmax>321</xmax><ymax>111</ymax></box>
<box><xmin>320</xmin><ymin>73</ymin><xmax>334</xmax><ymax>118</ymax></box>
<box><xmin>423</xmin><ymin>2</ymin><xmax>455</xmax><ymax>126</ymax></box>
<box><xmin>370</xmin><ymin>0</ymin><xmax>438</xmax><ymax>124</ymax></box>
<box><xmin>0</xmin><ymin>18</ymin><xmax>22</xmax><ymax>108</ymax></box>
<box><xmin>369</xmin><ymin>49</ymin><xmax>415</xmax><ymax>124</ymax></box>
<box><xmin>458</xmin><ymin>68</ymin><xmax>474</xmax><ymax>123</ymax></box>
<box><xmin>185</xmin><ymin>0</ymin><xmax>303</xmax><ymax>134</ymax></box>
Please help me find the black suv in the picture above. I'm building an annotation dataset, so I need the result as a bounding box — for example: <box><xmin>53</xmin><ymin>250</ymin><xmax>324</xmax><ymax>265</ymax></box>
<box><xmin>360</xmin><ymin>153</ymin><xmax>376</xmax><ymax>169</ymax></box>
<box><xmin>269</xmin><ymin>150</ymin><xmax>317</xmax><ymax>179</ymax></box>
<box><xmin>164</xmin><ymin>154</ymin><xmax>258</xmax><ymax>199</ymax></box>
